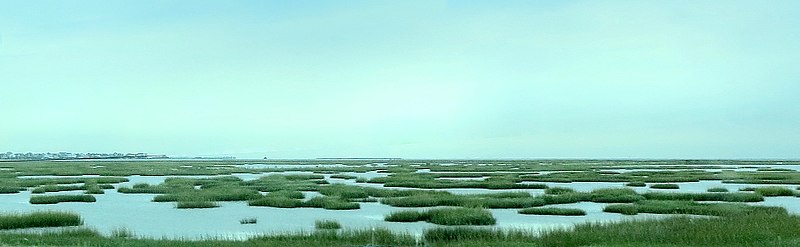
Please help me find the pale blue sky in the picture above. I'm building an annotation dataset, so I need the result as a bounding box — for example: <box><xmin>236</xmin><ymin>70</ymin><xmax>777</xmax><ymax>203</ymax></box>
<box><xmin>1</xmin><ymin>1</ymin><xmax>799</xmax><ymax>159</ymax></box>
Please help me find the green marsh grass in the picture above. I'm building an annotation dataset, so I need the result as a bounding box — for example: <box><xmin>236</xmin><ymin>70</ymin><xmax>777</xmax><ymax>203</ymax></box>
<box><xmin>518</xmin><ymin>207</ymin><xmax>586</xmax><ymax>216</ymax></box>
<box><xmin>350</xmin><ymin>197</ymin><xmax>378</xmax><ymax>202</ymax></box>
<box><xmin>0</xmin><ymin>184</ymin><xmax>24</xmax><ymax>194</ymax></box>
<box><xmin>535</xmin><ymin>210</ymin><xmax>800</xmax><ymax>247</ymax></box>
<box><xmin>425</xmin><ymin>207</ymin><xmax>496</xmax><ymax>225</ymax></box>
<box><xmin>266</xmin><ymin>190</ymin><xmax>304</xmax><ymax>199</ymax></box>
<box><xmin>385</xmin><ymin>207</ymin><xmax>496</xmax><ymax>225</ymax></box>
<box><xmin>544</xmin><ymin>187</ymin><xmax>575</xmax><ymax>195</ymax></box>
<box><xmin>31</xmin><ymin>184</ymin><xmax>85</xmax><ymax>194</ymax></box>
<box><xmin>318</xmin><ymin>184</ymin><xmax>369</xmax><ymax>199</ymax></box>
<box><xmin>625</xmin><ymin>181</ymin><xmax>646</xmax><ymax>187</ymax></box>
<box><xmin>152</xmin><ymin>187</ymin><xmax>261</xmax><ymax>202</ymax></box>
<box><xmin>643</xmin><ymin>192</ymin><xmax>763</xmax><ymax>202</ymax></box>
<box><xmin>603</xmin><ymin>200</ymin><xmax>785</xmax><ymax>216</ymax></box>
<box><xmin>110</xmin><ymin>227</ymin><xmax>135</xmax><ymax>238</ymax></box>
<box><xmin>31</xmin><ymin>181</ymin><xmax>115</xmax><ymax>194</ymax></box>
<box><xmin>17</xmin><ymin>177</ymin><xmax>129</xmax><ymax>188</ymax></box>
<box><xmin>329</xmin><ymin>174</ymin><xmax>357</xmax><ymax>179</ymax></box>
<box><xmin>303</xmin><ymin>196</ymin><xmax>360</xmax><ymax>210</ymax></box>
<box><xmin>3</xmin><ymin>211</ymin><xmax>800</xmax><ymax>247</ymax></box>
<box><xmin>706</xmin><ymin>187</ymin><xmax>729</xmax><ymax>192</ymax></box>
<box><xmin>0</xmin><ymin>211</ymin><xmax>82</xmax><ymax>229</ymax></box>
<box><xmin>84</xmin><ymin>187</ymin><xmax>105</xmax><ymax>194</ymax></box>
<box><xmin>370</xmin><ymin>173</ymin><xmax>548</xmax><ymax>190</ymax></box>
<box><xmin>29</xmin><ymin>194</ymin><xmax>96</xmax><ymax>204</ymax></box>
<box><xmin>738</xmin><ymin>186</ymin><xmax>756</xmax><ymax>191</ymax></box>
<box><xmin>0</xmin><ymin>227</ymin><xmax>416</xmax><ymax>247</ymax></box>
<box><xmin>117</xmin><ymin>183</ymin><xmax>172</xmax><ymax>194</ymax></box>
<box><xmin>380</xmin><ymin>193</ymin><xmax>545</xmax><ymax>208</ymax></box>
<box><xmin>175</xmin><ymin>201</ymin><xmax>219</xmax><ymax>209</ymax></box>
<box><xmin>384</xmin><ymin>210</ymin><xmax>425</xmax><ymax>222</ymax></box>
<box><xmin>314</xmin><ymin>220</ymin><xmax>341</xmax><ymax>230</ymax></box>
<box><xmin>649</xmin><ymin>183</ymin><xmax>680</xmax><ymax>189</ymax></box>
<box><xmin>248</xmin><ymin>196</ymin><xmax>303</xmax><ymax>208</ymax></box>
<box><xmin>423</xmin><ymin>227</ymin><xmax>534</xmax><ymax>243</ymax></box>
<box><xmin>380</xmin><ymin>188</ymin><xmax>646</xmax><ymax>208</ymax></box>
<box><xmin>589</xmin><ymin>188</ymin><xmax>644</xmax><ymax>203</ymax></box>
<box><xmin>539</xmin><ymin>193</ymin><xmax>586</xmax><ymax>205</ymax></box>
<box><xmin>754</xmin><ymin>186</ymin><xmax>795</xmax><ymax>196</ymax></box>
<box><xmin>249</xmin><ymin>195</ymin><xmax>359</xmax><ymax>210</ymax></box>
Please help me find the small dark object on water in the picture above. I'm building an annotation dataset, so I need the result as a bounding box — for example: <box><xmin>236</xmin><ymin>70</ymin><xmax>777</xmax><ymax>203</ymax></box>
<box><xmin>240</xmin><ymin>217</ymin><xmax>257</xmax><ymax>224</ymax></box>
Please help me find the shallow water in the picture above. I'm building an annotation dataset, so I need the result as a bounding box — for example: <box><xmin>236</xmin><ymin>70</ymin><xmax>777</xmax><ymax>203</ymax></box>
<box><xmin>751</xmin><ymin>196</ymin><xmax>800</xmax><ymax>214</ymax></box>
<box><xmin>3</xmin><ymin>171</ymin><xmax>800</xmax><ymax>240</ymax></box>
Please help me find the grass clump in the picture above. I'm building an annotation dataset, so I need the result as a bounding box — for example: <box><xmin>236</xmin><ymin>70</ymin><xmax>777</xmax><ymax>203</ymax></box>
<box><xmin>738</xmin><ymin>187</ymin><xmax>756</xmax><ymax>191</ymax></box>
<box><xmin>643</xmin><ymin>192</ymin><xmax>763</xmax><ymax>202</ymax></box>
<box><xmin>603</xmin><ymin>200</ymin><xmax>785</xmax><ymax>216</ymax></box>
<box><xmin>0</xmin><ymin>211</ymin><xmax>82</xmax><ymax>229</ymax></box>
<box><xmin>248</xmin><ymin>196</ymin><xmax>303</xmax><ymax>208</ymax></box>
<box><xmin>539</xmin><ymin>193</ymin><xmax>587</xmax><ymax>205</ymax></box>
<box><xmin>384</xmin><ymin>210</ymin><xmax>425</xmax><ymax>222</ymax></box>
<box><xmin>544</xmin><ymin>187</ymin><xmax>575</xmax><ymax>195</ymax></box>
<box><xmin>589</xmin><ymin>188</ymin><xmax>644</xmax><ymax>203</ymax></box>
<box><xmin>318</xmin><ymin>184</ymin><xmax>368</xmax><ymax>199</ymax></box>
<box><xmin>31</xmin><ymin>184</ymin><xmax>85</xmax><ymax>194</ymax></box>
<box><xmin>17</xmin><ymin>177</ymin><xmax>128</xmax><ymax>188</ymax></box>
<box><xmin>152</xmin><ymin>186</ymin><xmax>261</xmax><ymax>202</ymax></box>
<box><xmin>315</xmin><ymin>220</ymin><xmax>342</xmax><ymax>230</ymax></box>
<box><xmin>754</xmin><ymin>186</ymin><xmax>795</xmax><ymax>196</ymax></box>
<box><xmin>29</xmin><ymin>195</ymin><xmax>96</xmax><ymax>204</ymax></box>
<box><xmin>266</xmin><ymin>190</ymin><xmax>305</xmax><ymax>199</ymax></box>
<box><xmin>385</xmin><ymin>207</ymin><xmax>496</xmax><ymax>225</ymax></box>
<box><xmin>649</xmin><ymin>183</ymin><xmax>680</xmax><ymax>189</ymax></box>
<box><xmin>707</xmin><ymin>187</ymin><xmax>729</xmax><ymax>192</ymax></box>
<box><xmin>175</xmin><ymin>200</ymin><xmax>219</xmax><ymax>209</ymax></box>
<box><xmin>518</xmin><ymin>207</ymin><xmax>586</xmax><ymax>216</ymax></box>
<box><xmin>117</xmin><ymin>183</ymin><xmax>172</xmax><ymax>194</ymax></box>
<box><xmin>0</xmin><ymin>185</ymin><xmax>24</xmax><ymax>194</ymax></box>
<box><xmin>625</xmin><ymin>181</ymin><xmax>646</xmax><ymax>187</ymax></box>
<box><xmin>303</xmin><ymin>196</ymin><xmax>360</xmax><ymax>210</ymax></box>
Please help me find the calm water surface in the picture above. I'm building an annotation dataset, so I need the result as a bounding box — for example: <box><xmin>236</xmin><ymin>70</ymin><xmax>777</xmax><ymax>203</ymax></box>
<box><xmin>2</xmin><ymin>172</ymin><xmax>799</xmax><ymax>240</ymax></box>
